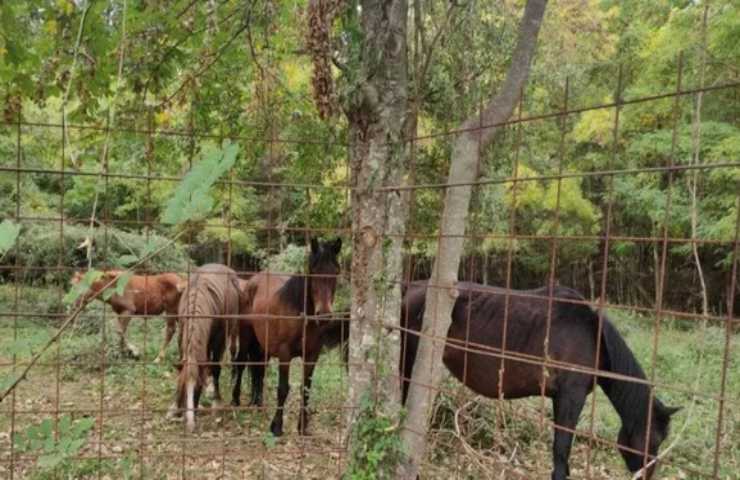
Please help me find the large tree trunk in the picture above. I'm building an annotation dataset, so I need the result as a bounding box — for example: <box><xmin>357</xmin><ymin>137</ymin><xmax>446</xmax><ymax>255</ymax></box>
<box><xmin>345</xmin><ymin>0</ymin><xmax>409</xmax><ymax>459</ymax></box>
<box><xmin>397</xmin><ymin>1</ymin><xmax>548</xmax><ymax>477</ymax></box>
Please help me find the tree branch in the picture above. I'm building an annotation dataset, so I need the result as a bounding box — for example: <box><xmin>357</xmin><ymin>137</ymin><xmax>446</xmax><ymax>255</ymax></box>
<box><xmin>461</xmin><ymin>0</ymin><xmax>547</xmax><ymax>146</ymax></box>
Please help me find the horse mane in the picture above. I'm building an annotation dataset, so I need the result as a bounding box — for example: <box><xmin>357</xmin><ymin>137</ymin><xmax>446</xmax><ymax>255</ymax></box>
<box><xmin>598</xmin><ymin>316</ymin><xmax>670</xmax><ymax>437</ymax></box>
<box><xmin>277</xmin><ymin>275</ymin><xmax>313</xmax><ymax>315</ymax></box>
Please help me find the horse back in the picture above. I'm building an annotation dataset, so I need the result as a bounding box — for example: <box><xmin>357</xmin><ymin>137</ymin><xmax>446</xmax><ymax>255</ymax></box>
<box><xmin>403</xmin><ymin>282</ymin><xmax>601</xmax><ymax>399</ymax></box>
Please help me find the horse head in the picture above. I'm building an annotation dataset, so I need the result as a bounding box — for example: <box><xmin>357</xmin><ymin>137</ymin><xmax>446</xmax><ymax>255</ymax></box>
<box><xmin>618</xmin><ymin>402</ymin><xmax>681</xmax><ymax>479</ymax></box>
<box><xmin>308</xmin><ymin>237</ymin><xmax>341</xmax><ymax>317</ymax></box>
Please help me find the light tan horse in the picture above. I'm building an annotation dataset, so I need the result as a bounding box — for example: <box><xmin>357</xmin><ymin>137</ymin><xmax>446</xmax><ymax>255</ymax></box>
<box><xmin>172</xmin><ymin>264</ymin><xmax>241</xmax><ymax>432</ymax></box>
<box><xmin>71</xmin><ymin>270</ymin><xmax>185</xmax><ymax>361</ymax></box>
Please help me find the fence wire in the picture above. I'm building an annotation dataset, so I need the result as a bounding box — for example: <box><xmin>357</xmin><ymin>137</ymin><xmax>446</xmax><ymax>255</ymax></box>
<box><xmin>1</xmin><ymin>7</ymin><xmax>739</xmax><ymax>480</ymax></box>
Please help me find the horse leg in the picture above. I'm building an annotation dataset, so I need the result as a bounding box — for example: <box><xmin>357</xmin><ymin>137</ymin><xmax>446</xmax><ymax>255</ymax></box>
<box><xmin>209</xmin><ymin>330</ymin><xmax>226</xmax><ymax>409</ymax></box>
<box><xmin>298</xmin><ymin>352</ymin><xmax>319</xmax><ymax>435</ymax></box>
<box><xmin>399</xmin><ymin>327</ymin><xmax>418</xmax><ymax>405</ymax></box>
<box><xmin>247</xmin><ymin>336</ymin><xmax>265</xmax><ymax>407</ymax></box>
<box><xmin>230</xmin><ymin>322</ymin><xmax>260</xmax><ymax>407</ymax></box>
<box><xmin>551</xmin><ymin>388</ymin><xmax>588</xmax><ymax>480</ymax></box>
<box><xmin>269</xmin><ymin>360</ymin><xmax>291</xmax><ymax>437</ymax></box>
<box><xmin>155</xmin><ymin>316</ymin><xmax>177</xmax><ymax>363</ymax></box>
<box><xmin>230</xmin><ymin>344</ymin><xmax>246</xmax><ymax>407</ymax></box>
<box><xmin>116</xmin><ymin>313</ymin><xmax>140</xmax><ymax>359</ymax></box>
<box><xmin>187</xmin><ymin>379</ymin><xmax>203</xmax><ymax>433</ymax></box>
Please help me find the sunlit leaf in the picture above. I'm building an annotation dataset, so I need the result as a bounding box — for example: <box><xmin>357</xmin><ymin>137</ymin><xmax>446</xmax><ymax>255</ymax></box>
<box><xmin>63</xmin><ymin>269</ymin><xmax>102</xmax><ymax>305</ymax></box>
<box><xmin>0</xmin><ymin>219</ymin><xmax>21</xmax><ymax>255</ymax></box>
<box><xmin>162</xmin><ymin>141</ymin><xmax>239</xmax><ymax>225</ymax></box>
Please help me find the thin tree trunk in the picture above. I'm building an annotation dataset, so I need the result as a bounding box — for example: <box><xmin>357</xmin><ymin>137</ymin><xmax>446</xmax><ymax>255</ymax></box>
<box><xmin>654</xmin><ymin>231</ymin><xmax>660</xmax><ymax>307</ymax></box>
<box><xmin>689</xmin><ymin>4</ymin><xmax>709</xmax><ymax>317</ymax></box>
<box><xmin>345</xmin><ymin>0</ymin><xmax>409</xmax><ymax>452</ymax></box>
<box><xmin>588</xmin><ymin>258</ymin><xmax>595</xmax><ymax>300</ymax></box>
<box><xmin>397</xmin><ymin>1</ymin><xmax>547</xmax><ymax>477</ymax></box>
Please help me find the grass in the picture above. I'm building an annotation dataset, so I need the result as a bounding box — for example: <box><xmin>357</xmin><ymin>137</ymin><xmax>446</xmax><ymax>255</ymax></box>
<box><xmin>0</xmin><ymin>284</ymin><xmax>737</xmax><ymax>479</ymax></box>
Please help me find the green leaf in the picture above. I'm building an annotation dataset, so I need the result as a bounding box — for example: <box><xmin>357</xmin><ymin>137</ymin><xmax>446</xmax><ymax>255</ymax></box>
<box><xmin>161</xmin><ymin>141</ymin><xmax>239</xmax><ymax>225</ymax></box>
<box><xmin>38</xmin><ymin>453</ymin><xmax>64</xmax><ymax>469</ymax></box>
<box><xmin>0</xmin><ymin>219</ymin><xmax>21</xmax><ymax>255</ymax></box>
<box><xmin>262</xmin><ymin>432</ymin><xmax>277</xmax><ymax>448</ymax></box>
<box><xmin>116</xmin><ymin>254</ymin><xmax>138</xmax><ymax>267</ymax></box>
<box><xmin>114</xmin><ymin>272</ymin><xmax>132</xmax><ymax>296</ymax></box>
<box><xmin>63</xmin><ymin>269</ymin><xmax>103</xmax><ymax>305</ymax></box>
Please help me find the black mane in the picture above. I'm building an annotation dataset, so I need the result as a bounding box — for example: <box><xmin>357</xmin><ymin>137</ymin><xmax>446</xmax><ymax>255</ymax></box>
<box><xmin>277</xmin><ymin>275</ymin><xmax>313</xmax><ymax>315</ymax></box>
<box><xmin>598</xmin><ymin>318</ymin><xmax>668</xmax><ymax>438</ymax></box>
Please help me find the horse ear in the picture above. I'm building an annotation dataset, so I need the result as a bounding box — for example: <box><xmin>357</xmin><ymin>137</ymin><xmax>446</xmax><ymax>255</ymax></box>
<box><xmin>330</xmin><ymin>237</ymin><xmax>342</xmax><ymax>255</ymax></box>
<box><xmin>310</xmin><ymin>238</ymin><xmax>319</xmax><ymax>254</ymax></box>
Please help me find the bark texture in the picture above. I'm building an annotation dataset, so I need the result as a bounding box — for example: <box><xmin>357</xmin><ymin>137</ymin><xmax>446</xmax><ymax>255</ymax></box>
<box><xmin>397</xmin><ymin>1</ymin><xmax>548</xmax><ymax>477</ymax></box>
<box><xmin>346</xmin><ymin>0</ymin><xmax>409</xmax><ymax>433</ymax></box>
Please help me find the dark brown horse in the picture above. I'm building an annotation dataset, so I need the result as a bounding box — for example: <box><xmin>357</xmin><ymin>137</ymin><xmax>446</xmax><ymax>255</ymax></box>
<box><xmin>172</xmin><ymin>264</ymin><xmax>241</xmax><ymax>432</ymax></box>
<box><xmin>231</xmin><ymin>238</ymin><xmax>344</xmax><ymax>436</ymax></box>
<box><xmin>71</xmin><ymin>270</ymin><xmax>184</xmax><ymax>360</ymax></box>
<box><xmin>401</xmin><ymin>281</ymin><xmax>680</xmax><ymax>480</ymax></box>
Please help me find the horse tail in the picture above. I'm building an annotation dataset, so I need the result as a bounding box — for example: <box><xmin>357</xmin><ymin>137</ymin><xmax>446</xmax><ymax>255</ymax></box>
<box><xmin>175</xmin><ymin>276</ymin><xmax>212</xmax><ymax>432</ymax></box>
<box><xmin>175</xmin><ymin>353</ymin><xmax>200</xmax><ymax>432</ymax></box>
<box><xmin>596</xmin><ymin>313</ymin><xmax>651</xmax><ymax>434</ymax></box>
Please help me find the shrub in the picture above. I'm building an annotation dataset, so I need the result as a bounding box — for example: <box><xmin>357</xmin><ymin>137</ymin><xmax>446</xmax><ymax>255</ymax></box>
<box><xmin>2</xmin><ymin>223</ymin><xmax>191</xmax><ymax>284</ymax></box>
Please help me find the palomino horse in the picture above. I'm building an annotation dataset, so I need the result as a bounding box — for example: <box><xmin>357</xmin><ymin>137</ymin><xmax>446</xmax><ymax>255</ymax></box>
<box><xmin>401</xmin><ymin>281</ymin><xmax>680</xmax><ymax>480</ymax></box>
<box><xmin>71</xmin><ymin>271</ymin><xmax>184</xmax><ymax>361</ymax></box>
<box><xmin>173</xmin><ymin>263</ymin><xmax>241</xmax><ymax>432</ymax></box>
<box><xmin>232</xmin><ymin>237</ymin><xmax>344</xmax><ymax>436</ymax></box>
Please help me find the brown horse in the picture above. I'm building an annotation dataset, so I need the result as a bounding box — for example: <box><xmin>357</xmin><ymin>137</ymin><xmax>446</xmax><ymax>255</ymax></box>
<box><xmin>401</xmin><ymin>281</ymin><xmax>680</xmax><ymax>480</ymax></box>
<box><xmin>71</xmin><ymin>270</ymin><xmax>184</xmax><ymax>361</ymax></box>
<box><xmin>231</xmin><ymin>238</ymin><xmax>344</xmax><ymax>436</ymax></box>
<box><xmin>172</xmin><ymin>264</ymin><xmax>241</xmax><ymax>432</ymax></box>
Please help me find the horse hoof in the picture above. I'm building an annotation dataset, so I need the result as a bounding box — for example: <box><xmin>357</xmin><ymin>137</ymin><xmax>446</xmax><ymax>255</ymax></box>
<box><xmin>270</xmin><ymin>422</ymin><xmax>283</xmax><ymax>437</ymax></box>
<box><xmin>166</xmin><ymin>404</ymin><xmax>182</xmax><ymax>420</ymax></box>
<box><xmin>125</xmin><ymin>347</ymin><xmax>140</xmax><ymax>359</ymax></box>
<box><xmin>298</xmin><ymin>418</ymin><xmax>310</xmax><ymax>436</ymax></box>
<box><xmin>153</xmin><ymin>355</ymin><xmax>162</xmax><ymax>364</ymax></box>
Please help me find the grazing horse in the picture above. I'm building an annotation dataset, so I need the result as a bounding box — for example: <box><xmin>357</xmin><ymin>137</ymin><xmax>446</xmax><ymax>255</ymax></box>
<box><xmin>71</xmin><ymin>270</ymin><xmax>184</xmax><ymax>361</ymax></box>
<box><xmin>231</xmin><ymin>238</ymin><xmax>344</xmax><ymax>436</ymax></box>
<box><xmin>173</xmin><ymin>264</ymin><xmax>241</xmax><ymax>432</ymax></box>
<box><xmin>401</xmin><ymin>281</ymin><xmax>680</xmax><ymax>480</ymax></box>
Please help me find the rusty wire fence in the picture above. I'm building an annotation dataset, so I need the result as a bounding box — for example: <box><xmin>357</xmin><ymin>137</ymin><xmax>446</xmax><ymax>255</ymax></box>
<box><xmin>0</xmin><ymin>17</ymin><xmax>738</xmax><ymax>480</ymax></box>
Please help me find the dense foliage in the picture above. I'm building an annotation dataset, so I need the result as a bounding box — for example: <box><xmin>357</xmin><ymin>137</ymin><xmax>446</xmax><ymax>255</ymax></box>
<box><xmin>1</xmin><ymin>0</ymin><xmax>737</xmax><ymax>312</ymax></box>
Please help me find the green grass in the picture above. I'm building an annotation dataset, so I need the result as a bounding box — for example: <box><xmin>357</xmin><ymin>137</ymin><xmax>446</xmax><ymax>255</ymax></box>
<box><xmin>1</xmin><ymin>284</ymin><xmax>737</xmax><ymax>479</ymax></box>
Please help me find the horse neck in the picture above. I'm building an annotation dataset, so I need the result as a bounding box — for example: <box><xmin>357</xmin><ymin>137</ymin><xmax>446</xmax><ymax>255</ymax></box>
<box><xmin>597</xmin><ymin>317</ymin><xmax>653</xmax><ymax>436</ymax></box>
<box><xmin>278</xmin><ymin>274</ymin><xmax>315</xmax><ymax>315</ymax></box>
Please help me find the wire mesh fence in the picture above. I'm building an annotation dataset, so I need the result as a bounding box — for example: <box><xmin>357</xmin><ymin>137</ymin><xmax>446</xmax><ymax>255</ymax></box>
<box><xmin>1</xmin><ymin>2</ymin><xmax>739</xmax><ymax>480</ymax></box>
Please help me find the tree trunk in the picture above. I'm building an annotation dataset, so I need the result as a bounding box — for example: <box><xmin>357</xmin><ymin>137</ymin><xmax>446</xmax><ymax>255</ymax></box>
<box><xmin>689</xmin><ymin>4</ymin><xmax>709</xmax><ymax>318</ymax></box>
<box><xmin>344</xmin><ymin>0</ymin><xmax>409</xmax><ymax>461</ymax></box>
<box><xmin>397</xmin><ymin>1</ymin><xmax>548</xmax><ymax>477</ymax></box>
